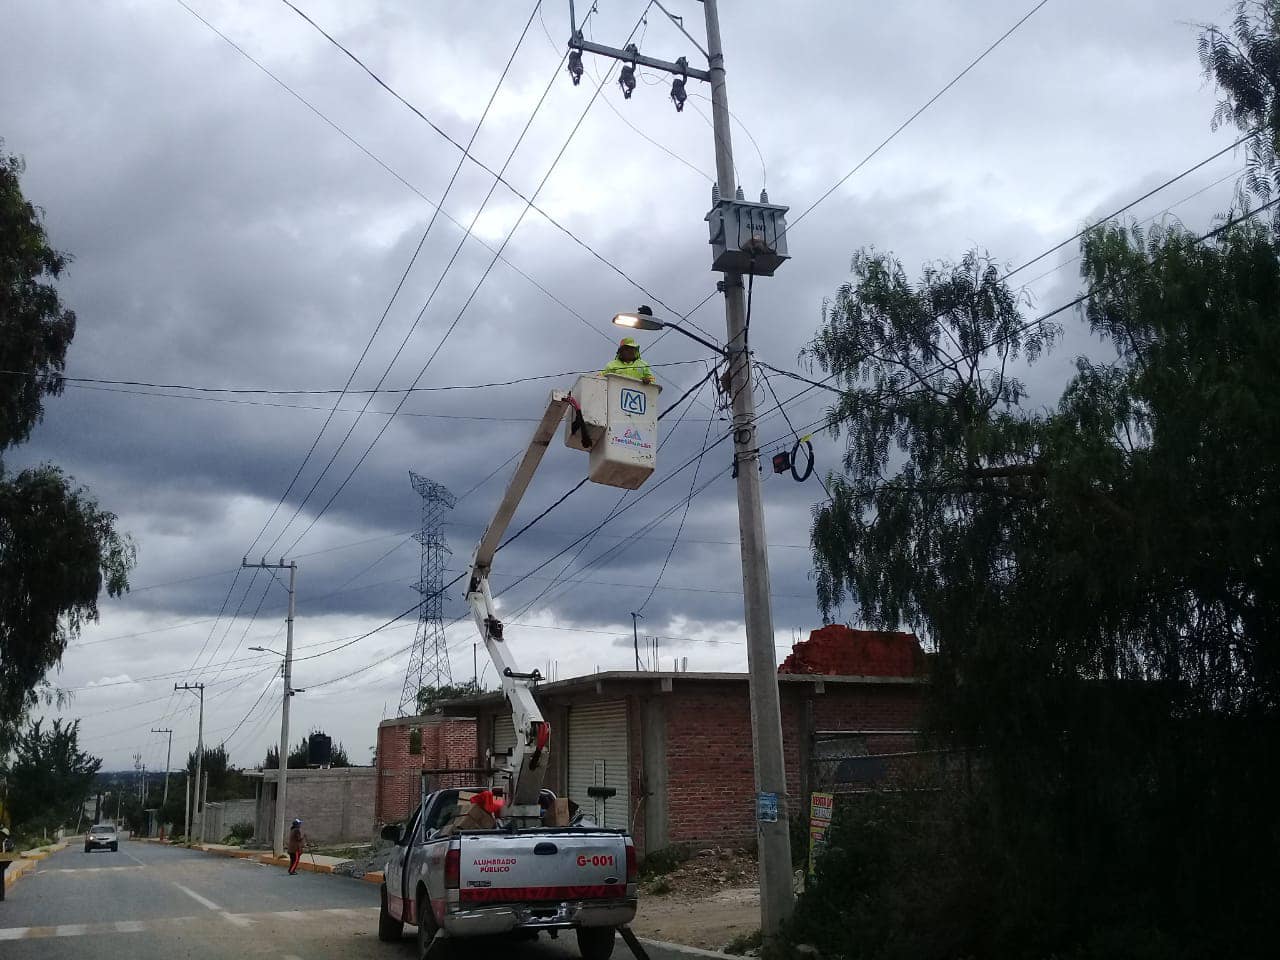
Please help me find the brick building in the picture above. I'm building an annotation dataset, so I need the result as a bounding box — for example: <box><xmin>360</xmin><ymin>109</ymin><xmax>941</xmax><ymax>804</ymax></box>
<box><xmin>374</xmin><ymin>715</ymin><xmax>477</xmax><ymax>824</ymax></box>
<box><xmin>434</xmin><ymin>628</ymin><xmax>926</xmax><ymax>856</ymax></box>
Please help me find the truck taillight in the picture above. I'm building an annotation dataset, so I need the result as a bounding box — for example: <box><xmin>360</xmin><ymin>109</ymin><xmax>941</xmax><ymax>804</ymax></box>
<box><xmin>625</xmin><ymin>841</ymin><xmax>637</xmax><ymax>883</ymax></box>
<box><xmin>444</xmin><ymin>848</ymin><xmax>460</xmax><ymax>890</ymax></box>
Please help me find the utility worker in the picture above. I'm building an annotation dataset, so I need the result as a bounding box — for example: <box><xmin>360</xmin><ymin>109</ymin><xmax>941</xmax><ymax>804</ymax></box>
<box><xmin>287</xmin><ymin>818</ymin><xmax>305</xmax><ymax>875</ymax></box>
<box><xmin>601</xmin><ymin>337</ymin><xmax>654</xmax><ymax>384</ymax></box>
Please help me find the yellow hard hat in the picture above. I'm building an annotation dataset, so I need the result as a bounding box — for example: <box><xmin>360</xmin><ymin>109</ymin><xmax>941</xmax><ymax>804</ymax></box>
<box><xmin>619</xmin><ymin>337</ymin><xmax>638</xmax><ymax>348</ymax></box>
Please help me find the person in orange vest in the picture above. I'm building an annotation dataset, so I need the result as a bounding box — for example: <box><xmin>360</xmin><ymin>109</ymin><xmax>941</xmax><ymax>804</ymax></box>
<box><xmin>287</xmin><ymin>818</ymin><xmax>305</xmax><ymax>875</ymax></box>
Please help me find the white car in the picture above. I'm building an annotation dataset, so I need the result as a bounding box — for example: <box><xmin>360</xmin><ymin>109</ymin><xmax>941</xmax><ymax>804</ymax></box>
<box><xmin>85</xmin><ymin>823</ymin><xmax>119</xmax><ymax>853</ymax></box>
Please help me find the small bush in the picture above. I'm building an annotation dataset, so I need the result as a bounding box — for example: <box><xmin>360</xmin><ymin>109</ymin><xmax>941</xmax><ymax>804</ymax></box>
<box><xmin>724</xmin><ymin>929</ymin><xmax>762</xmax><ymax>956</ymax></box>
<box><xmin>225</xmin><ymin>821</ymin><xmax>254</xmax><ymax>843</ymax></box>
<box><xmin>646</xmin><ymin>878</ymin><xmax>673</xmax><ymax>896</ymax></box>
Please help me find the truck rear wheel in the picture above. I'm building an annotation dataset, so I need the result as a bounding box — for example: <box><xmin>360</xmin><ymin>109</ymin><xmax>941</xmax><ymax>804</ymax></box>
<box><xmin>415</xmin><ymin>892</ymin><xmax>450</xmax><ymax>959</ymax></box>
<box><xmin>378</xmin><ymin>885</ymin><xmax>403</xmax><ymax>942</ymax></box>
<box><xmin>576</xmin><ymin>926</ymin><xmax>617</xmax><ymax>960</ymax></box>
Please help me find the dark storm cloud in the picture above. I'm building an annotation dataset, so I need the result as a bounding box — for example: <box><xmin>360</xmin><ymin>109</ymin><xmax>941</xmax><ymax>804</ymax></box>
<box><xmin>2</xmin><ymin>0</ymin><xmax>1242</xmax><ymax>766</ymax></box>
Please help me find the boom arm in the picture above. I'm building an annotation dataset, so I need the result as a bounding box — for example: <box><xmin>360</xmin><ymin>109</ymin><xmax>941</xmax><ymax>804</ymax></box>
<box><xmin>466</xmin><ymin>391</ymin><xmax>573</xmax><ymax>823</ymax></box>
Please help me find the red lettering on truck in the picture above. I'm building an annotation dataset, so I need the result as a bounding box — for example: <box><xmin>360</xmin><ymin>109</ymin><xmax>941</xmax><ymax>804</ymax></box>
<box><xmin>575</xmin><ymin>854</ymin><xmax>617</xmax><ymax>868</ymax></box>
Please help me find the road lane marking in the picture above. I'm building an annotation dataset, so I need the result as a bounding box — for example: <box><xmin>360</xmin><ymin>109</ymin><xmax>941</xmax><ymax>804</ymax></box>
<box><xmin>121</xmin><ymin>851</ymin><xmax>146</xmax><ymax>866</ymax></box>
<box><xmin>0</xmin><ymin>907</ymin><xmax>379</xmax><ymax>940</ymax></box>
<box><xmin>173</xmin><ymin>882</ymin><xmax>223</xmax><ymax>911</ymax></box>
<box><xmin>37</xmin><ymin>865</ymin><xmax>146</xmax><ymax>875</ymax></box>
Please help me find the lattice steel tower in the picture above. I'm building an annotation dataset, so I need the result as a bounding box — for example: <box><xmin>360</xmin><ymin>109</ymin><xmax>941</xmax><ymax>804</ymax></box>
<box><xmin>400</xmin><ymin>472</ymin><xmax>457</xmax><ymax>715</ymax></box>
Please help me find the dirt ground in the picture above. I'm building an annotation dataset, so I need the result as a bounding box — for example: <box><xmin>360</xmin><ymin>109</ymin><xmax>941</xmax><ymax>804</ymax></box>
<box><xmin>630</xmin><ymin>847</ymin><xmax>763</xmax><ymax>951</ymax></box>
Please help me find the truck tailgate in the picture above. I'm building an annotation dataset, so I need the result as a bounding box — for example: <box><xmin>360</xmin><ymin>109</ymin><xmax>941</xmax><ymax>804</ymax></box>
<box><xmin>456</xmin><ymin>831</ymin><xmax>630</xmax><ymax>906</ymax></box>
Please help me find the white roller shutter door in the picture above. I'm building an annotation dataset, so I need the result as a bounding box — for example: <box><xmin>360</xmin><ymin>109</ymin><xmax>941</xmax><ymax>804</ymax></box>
<box><xmin>567</xmin><ymin>701</ymin><xmax>629</xmax><ymax>831</ymax></box>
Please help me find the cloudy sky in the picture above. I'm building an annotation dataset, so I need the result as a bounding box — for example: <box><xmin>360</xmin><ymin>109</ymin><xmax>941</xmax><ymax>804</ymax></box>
<box><xmin>2</xmin><ymin>0</ymin><xmax>1241</xmax><ymax>771</ymax></box>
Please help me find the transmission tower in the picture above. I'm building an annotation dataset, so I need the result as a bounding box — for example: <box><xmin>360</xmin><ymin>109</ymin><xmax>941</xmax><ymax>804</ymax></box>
<box><xmin>400</xmin><ymin>472</ymin><xmax>457</xmax><ymax>715</ymax></box>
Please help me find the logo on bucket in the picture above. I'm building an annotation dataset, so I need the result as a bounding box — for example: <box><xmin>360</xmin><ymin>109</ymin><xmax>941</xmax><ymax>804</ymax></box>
<box><xmin>619</xmin><ymin>387</ymin><xmax>647</xmax><ymax>415</ymax></box>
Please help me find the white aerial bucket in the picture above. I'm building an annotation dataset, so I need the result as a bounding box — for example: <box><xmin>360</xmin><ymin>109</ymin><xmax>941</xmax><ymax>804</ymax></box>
<box><xmin>564</xmin><ymin>374</ymin><xmax>660</xmax><ymax>489</ymax></box>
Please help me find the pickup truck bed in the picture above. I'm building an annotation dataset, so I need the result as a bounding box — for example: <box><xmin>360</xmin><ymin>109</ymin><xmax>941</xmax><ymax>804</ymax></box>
<box><xmin>379</xmin><ymin>789</ymin><xmax>637</xmax><ymax>960</ymax></box>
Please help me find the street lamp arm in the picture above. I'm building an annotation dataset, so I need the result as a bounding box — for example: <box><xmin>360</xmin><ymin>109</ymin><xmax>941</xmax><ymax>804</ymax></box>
<box><xmin>663</xmin><ymin>320</ymin><xmax>727</xmax><ymax>357</ymax></box>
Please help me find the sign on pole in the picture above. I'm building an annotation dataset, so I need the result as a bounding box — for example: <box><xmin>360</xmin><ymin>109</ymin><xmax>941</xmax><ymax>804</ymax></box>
<box><xmin>808</xmin><ymin>791</ymin><xmax>835</xmax><ymax>877</ymax></box>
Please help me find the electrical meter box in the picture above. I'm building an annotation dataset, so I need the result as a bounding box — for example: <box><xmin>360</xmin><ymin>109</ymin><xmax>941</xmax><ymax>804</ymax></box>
<box><xmin>705</xmin><ymin>194</ymin><xmax>790</xmax><ymax>276</ymax></box>
<box><xmin>565</xmin><ymin>374</ymin><xmax>660</xmax><ymax>489</ymax></box>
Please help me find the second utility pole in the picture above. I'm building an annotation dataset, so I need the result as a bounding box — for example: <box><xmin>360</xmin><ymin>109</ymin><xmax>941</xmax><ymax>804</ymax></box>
<box><xmin>151</xmin><ymin>727</ymin><xmax>173</xmax><ymax>808</ymax></box>
<box><xmin>174</xmin><ymin>683</ymin><xmax>204</xmax><ymax>844</ymax></box>
<box><xmin>244</xmin><ymin>558</ymin><xmax>298</xmax><ymax>860</ymax></box>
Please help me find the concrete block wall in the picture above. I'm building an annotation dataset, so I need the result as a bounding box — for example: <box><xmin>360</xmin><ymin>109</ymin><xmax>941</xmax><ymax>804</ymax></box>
<box><xmin>375</xmin><ymin>716</ymin><xmax>477</xmax><ymax>824</ymax></box>
<box><xmin>201</xmin><ymin>798</ymin><xmax>256</xmax><ymax>841</ymax></box>
<box><xmin>256</xmin><ymin>768</ymin><xmax>376</xmax><ymax>845</ymax></box>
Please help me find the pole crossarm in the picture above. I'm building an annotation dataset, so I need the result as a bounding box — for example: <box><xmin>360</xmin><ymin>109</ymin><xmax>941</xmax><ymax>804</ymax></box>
<box><xmin>567</xmin><ymin>37</ymin><xmax>712</xmax><ymax>82</ymax></box>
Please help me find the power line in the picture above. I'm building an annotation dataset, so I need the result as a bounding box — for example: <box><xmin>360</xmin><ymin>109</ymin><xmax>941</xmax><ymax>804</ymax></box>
<box><xmin>1001</xmin><ymin>133</ymin><xmax>1253</xmax><ymax>283</ymax></box>
<box><xmin>254</xmin><ymin>0</ymin><xmax>548</xmax><ymax>560</ymax></box>
<box><xmin>0</xmin><ymin>360</ymin><xmax>706</xmax><ymax>397</ymax></box>
<box><xmin>276</xmin><ymin>0</ymin><xmax>720</xmax><ymax>344</ymax></box>
<box><xmin>276</xmin><ymin>7</ymin><xmax>656</xmax><ymax>557</ymax></box>
<box><xmin>171</xmin><ymin>0</ymin><xmax>609</xmax><ymax>336</ymax></box>
<box><xmin>635</xmin><ymin>383</ymin><xmax>716</xmax><ymax>613</ymax></box>
<box><xmin>787</xmin><ymin>0</ymin><xmax>1053</xmax><ymax>233</ymax></box>
<box><xmin>219</xmin><ymin>669</ymin><xmax>280</xmax><ymax>749</ymax></box>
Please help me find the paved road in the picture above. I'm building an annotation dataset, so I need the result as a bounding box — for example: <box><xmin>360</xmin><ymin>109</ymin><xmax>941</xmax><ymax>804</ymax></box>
<box><xmin>0</xmin><ymin>839</ymin><xmax>692</xmax><ymax>960</ymax></box>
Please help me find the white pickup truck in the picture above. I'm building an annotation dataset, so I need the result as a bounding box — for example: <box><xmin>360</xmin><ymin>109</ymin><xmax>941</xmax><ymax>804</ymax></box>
<box><xmin>377</xmin><ymin>787</ymin><xmax>637</xmax><ymax>960</ymax></box>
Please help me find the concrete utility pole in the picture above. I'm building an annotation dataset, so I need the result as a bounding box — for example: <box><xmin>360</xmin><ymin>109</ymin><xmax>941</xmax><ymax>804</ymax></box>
<box><xmin>631</xmin><ymin>612</ymin><xmax>643</xmax><ymax>671</ymax></box>
<box><xmin>174</xmin><ymin>682</ymin><xmax>204</xmax><ymax>844</ymax></box>
<box><xmin>151</xmin><ymin>727</ymin><xmax>173</xmax><ymax>807</ymax></box>
<box><xmin>183</xmin><ymin>776</ymin><xmax>190</xmax><ymax>840</ymax></box>
<box><xmin>703</xmin><ymin>2</ymin><xmax>795</xmax><ymax>929</ymax></box>
<box><xmin>569</xmin><ymin>0</ymin><xmax>795</xmax><ymax>932</ymax></box>
<box><xmin>243</xmin><ymin>558</ymin><xmax>298</xmax><ymax>859</ymax></box>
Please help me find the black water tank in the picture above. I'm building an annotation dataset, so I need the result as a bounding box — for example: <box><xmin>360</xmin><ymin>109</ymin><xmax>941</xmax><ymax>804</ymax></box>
<box><xmin>307</xmin><ymin>733</ymin><xmax>332</xmax><ymax>767</ymax></box>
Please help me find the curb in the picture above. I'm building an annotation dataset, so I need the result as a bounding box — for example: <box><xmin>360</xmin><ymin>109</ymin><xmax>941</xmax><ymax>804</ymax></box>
<box><xmin>3</xmin><ymin>840</ymin><xmax>68</xmax><ymax>894</ymax></box>
<box><xmin>362</xmin><ymin>871</ymin><xmax>385</xmax><ymax>885</ymax></box>
<box><xmin>197</xmin><ymin>845</ymin><xmax>255</xmax><ymax>859</ymax></box>
<box><xmin>3</xmin><ymin>857</ymin><xmax>37</xmax><ymax>892</ymax></box>
<box><xmin>256</xmin><ymin>853</ymin><xmax>336</xmax><ymax>874</ymax></box>
<box><xmin>636</xmin><ymin>936</ymin><xmax>731</xmax><ymax>957</ymax></box>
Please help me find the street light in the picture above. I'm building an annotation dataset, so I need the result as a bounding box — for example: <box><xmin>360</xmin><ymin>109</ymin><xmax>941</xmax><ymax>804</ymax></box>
<box><xmin>612</xmin><ymin>305</ymin><xmax>726</xmax><ymax>356</ymax></box>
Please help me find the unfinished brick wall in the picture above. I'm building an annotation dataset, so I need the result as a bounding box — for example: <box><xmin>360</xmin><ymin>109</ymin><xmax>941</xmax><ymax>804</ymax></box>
<box><xmin>661</xmin><ymin>682</ymin><xmax>925</xmax><ymax>851</ymax></box>
<box><xmin>375</xmin><ymin>717</ymin><xmax>477</xmax><ymax>824</ymax></box>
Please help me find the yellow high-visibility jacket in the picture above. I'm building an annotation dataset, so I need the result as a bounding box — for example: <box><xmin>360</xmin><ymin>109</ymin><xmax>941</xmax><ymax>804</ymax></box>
<box><xmin>601</xmin><ymin>357</ymin><xmax>654</xmax><ymax>382</ymax></box>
